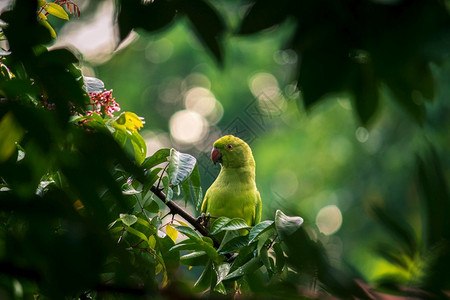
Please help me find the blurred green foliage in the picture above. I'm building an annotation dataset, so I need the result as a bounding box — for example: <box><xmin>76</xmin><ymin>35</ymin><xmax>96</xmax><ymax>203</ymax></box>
<box><xmin>1</xmin><ymin>0</ymin><xmax>450</xmax><ymax>299</ymax></box>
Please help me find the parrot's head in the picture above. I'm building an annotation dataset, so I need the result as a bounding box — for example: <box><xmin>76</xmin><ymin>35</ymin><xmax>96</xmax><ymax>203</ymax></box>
<box><xmin>210</xmin><ymin>135</ymin><xmax>255</xmax><ymax>168</ymax></box>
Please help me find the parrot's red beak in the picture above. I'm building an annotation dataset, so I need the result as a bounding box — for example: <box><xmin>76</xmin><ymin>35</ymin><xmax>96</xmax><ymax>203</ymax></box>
<box><xmin>211</xmin><ymin>148</ymin><xmax>222</xmax><ymax>164</ymax></box>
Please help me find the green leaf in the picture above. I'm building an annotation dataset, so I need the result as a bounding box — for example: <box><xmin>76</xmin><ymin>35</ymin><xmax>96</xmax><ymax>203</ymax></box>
<box><xmin>166</xmin><ymin>224</ymin><xmax>178</xmax><ymax>242</ymax></box>
<box><xmin>214</xmin><ymin>262</ymin><xmax>231</xmax><ymax>286</ymax></box>
<box><xmin>117</xmin><ymin>0</ymin><xmax>177</xmax><ymax>43</ymax></box>
<box><xmin>130</xmin><ymin>130</ymin><xmax>147</xmax><ymax>165</ymax></box>
<box><xmin>223</xmin><ymin>256</ymin><xmax>263</xmax><ymax>281</ymax></box>
<box><xmin>0</xmin><ymin>112</ymin><xmax>24</xmax><ymax>163</ymax></box>
<box><xmin>46</xmin><ymin>3</ymin><xmax>69</xmax><ymax>20</ymax></box>
<box><xmin>169</xmin><ymin>241</ymin><xmax>203</xmax><ymax>252</ymax></box>
<box><xmin>274</xmin><ymin>210</ymin><xmax>303</xmax><ymax>241</ymax></box>
<box><xmin>144</xmin><ymin>199</ymin><xmax>160</xmax><ymax>213</ymax></box>
<box><xmin>156</xmin><ymin>234</ymin><xmax>180</xmax><ymax>271</ymax></box>
<box><xmin>210</xmin><ymin>217</ymin><xmax>250</xmax><ymax>235</ymax></box>
<box><xmin>219</xmin><ymin>235</ymin><xmax>249</xmax><ymax>254</ymax></box>
<box><xmin>142</xmin><ymin>167</ymin><xmax>162</xmax><ymax>196</ymax></box>
<box><xmin>177</xmin><ymin>0</ymin><xmax>225</xmax><ymax>65</ymax></box>
<box><xmin>113</xmin><ymin>128</ymin><xmax>127</xmax><ymax>147</ymax></box>
<box><xmin>142</xmin><ymin>148</ymin><xmax>170</xmax><ymax>170</ymax></box>
<box><xmin>180</xmin><ymin>251</ymin><xmax>209</xmax><ymax>266</ymax></box>
<box><xmin>190</xmin><ymin>164</ymin><xmax>203</xmax><ymax>209</ymax></box>
<box><xmin>162</xmin><ymin>176</ymin><xmax>172</xmax><ymax>201</ymax></box>
<box><xmin>194</xmin><ymin>260</ymin><xmax>213</xmax><ymax>291</ymax></box>
<box><xmin>238</xmin><ymin>0</ymin><xmax>290</xmax><ymax>35</ymax></box>
<box><xmin>181</xmin><ymin>179</ymin><xmax>190</xmax><ymax>206</ymax></box>
<box><xmin>260</xmin><ymin>245</ymin><xmax>273</xmax><ymax>274</ymax></box>
<box><xmin>167</xmin><ymin>148</ymin><xmax>197</xmax><ymax>186</ymax></box>
<box><xmin>125</xmin><ymin>226</ymin><xmax>148</xmax><ymax>245</ymax></box>
<box><xmin>38</xmin><ymin>19</ymin><xmax>56</xmax><ymax>38</ymax></box>
<box><xmin>248</xmin><ymin>220</ymin><xmax>274</xmax><ymax>244</ymax></box>
<box><xmin>175</xmin><ymin>226</ymin><xmax>202</xmax><ymax>241</ymax></box>
<box><xmin>213</xmin><ymin>282</ymin><xmax>226</xmax><ymax>295</ymax></box>
<box><xmin>120</xmin><ymin>213</ymin><xmax>138</xmax><ymax>226</ymax></box>
<box><xmin>273</xmin><ymin>243</ymin><xmax>285</xmax><ymax>273</ymax></box>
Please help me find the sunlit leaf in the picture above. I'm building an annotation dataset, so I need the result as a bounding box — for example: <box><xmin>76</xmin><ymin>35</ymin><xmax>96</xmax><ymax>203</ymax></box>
<box><xmin>180</xmin><ymin>251</ymin><xmax>208</xmax><ymax>266</ymax></box>
<box><xmin>120</xmin><ymin>213</ymin><xmax>138</xmax><ymax>226</ymax></box>
<box><xmin>83</xmin><ymin>76</ymin><xmax>105</xmax><ymax>93</ymax></box>
<box><xmin>46</xmin><ymin>3</ymin><xmax>69</xmax><ymax>20</ymax></box>
<box><xmin>0</xmin><ymin>112</ymin><xmax>24</xmax><ymax>163</ymax></box>
<box><xmin>274</xmin><ymin>210</ymin><xmax>303</xmax><ymax>241</ymax></box>
<box><xmin>166</xmin><ymin>224</ymin><xmax>178</xmax><ymax>242</ymax></box>
<box><xmin>214</xmin><ymin>262</ymin><xmax>230</xmax><ymax>286</ymax></box>
<box><xmin>37</xmin><ymin>12</ymin><xmax>47</xmax><ymax>20</ymax></box>
<box><xmin>167</xmin><ymin>148</ymin><xmax>197</xmax><ymax>186</ymax></box>
<box><xmin>130</xmin><ymin>130</ymin><xmax>147</xmax><ymax>165</ymax></box>
<box><xmin>38</xmin><ymin>19</ymin><xmax>56</xmax><ymax>38</ymax></box>
<box><xmin>113</xmin><ymin>112</ymin><xmax>144</xmax><ymax>133</ymax></box>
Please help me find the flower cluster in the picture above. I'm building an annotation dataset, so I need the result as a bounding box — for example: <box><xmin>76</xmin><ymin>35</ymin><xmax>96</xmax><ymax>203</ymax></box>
<box><xmin>87</xmin><ymin>89</ymin><xmax>120</xmax><ymax>118</ymax></box>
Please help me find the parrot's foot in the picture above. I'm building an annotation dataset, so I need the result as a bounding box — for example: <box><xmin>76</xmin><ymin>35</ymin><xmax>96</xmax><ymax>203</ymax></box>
<box><xmin>197</xmin><ymin>212</ymin><xmax>210</xmax><ymax>228</ymax></box>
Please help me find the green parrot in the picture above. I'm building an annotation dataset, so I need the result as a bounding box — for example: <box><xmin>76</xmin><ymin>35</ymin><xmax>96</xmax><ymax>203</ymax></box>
<box><xmin>201</xmin><ymin>135</ymin><xmax>262</xmax><ymax>227</ymax></box>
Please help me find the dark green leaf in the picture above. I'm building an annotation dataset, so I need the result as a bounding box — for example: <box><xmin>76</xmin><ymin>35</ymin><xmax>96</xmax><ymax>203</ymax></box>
<box><xmin>273</xmin><ymin>243</ymin><xmax>285</xmax><ymax>273</ymax></box>
<box><xmin>194</xmin><ymin>260</ymin><xmax>213</xmax><ymax>291</ymax></box>
<box><xmin>178</xmin><ymin>0</ymin><xmax>225</xmax><ymax>64</ymax></box>
<box><xmin>210</xmin><ymin>217</ymin><xmax>250</xmax><ymax>235</ymax></box>
<box><xmin>238</xmin><ymin>0</ymin><xmax>290</xmax><ymax>35</ymax></box>
<box><xmin>142</xmin><ymin>148</ymin><xmax>170</xmax><ymax>170</ymax></box>
<box><xmin>117</xmin><ymin>0</ymin><xmax>176</xmax><ymax>43</ymax></box>
<box><xmin>144</xmin><ymin>199</ymin><xmax>160</xmax><ymax>213</ymax></box>
<box><xmin>219</xmin><ymin>235</ymin><xmax>249</xmax><ymax>254</ymax></box>
<box><xmin>189</xmin><ymin>164</ymin><xmax>203</xmax><ymax>209</ymax></box>
<box><xmin>370</xmin><ymin>204</ymin><xmax>417</xmax><ymax>258</ymax></box>
<box><xmin>248</xmin><ymin>220</ymin><xmax>274</xmax><ymax>244</ymax></box>
<box><xmin>175</xmin><ymin>225</ymin><xmax>201</xmax><ymax>241</ymax></box>
<box><xmin>223</xmin><ymin>256</ymin><xmax>263</xmax><ymax>281</ymax></box>
<box><xmin>181</xmin><ymin>179</ymin><xmax>190</xmax><ymax>206</ymax></box>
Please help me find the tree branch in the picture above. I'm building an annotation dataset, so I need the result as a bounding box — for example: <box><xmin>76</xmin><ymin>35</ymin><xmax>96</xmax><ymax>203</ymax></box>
<box><xmin>150</xmin><ymin>186</ymin><xmax>222</xmax><ymax>249</ymax></box>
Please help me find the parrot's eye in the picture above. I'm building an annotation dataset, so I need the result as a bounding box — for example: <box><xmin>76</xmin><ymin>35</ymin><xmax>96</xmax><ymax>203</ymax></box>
<box><xmin>226</xmin><ymin>144</ymin><xmax>233</xmax><ymax>151</ymax></box>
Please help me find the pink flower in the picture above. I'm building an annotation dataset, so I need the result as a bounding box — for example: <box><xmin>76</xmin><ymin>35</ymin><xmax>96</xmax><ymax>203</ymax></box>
<box><xmin>87</xmin><ymin>89</ymin><xmax>120</xmax><ymax>118</ymax></box>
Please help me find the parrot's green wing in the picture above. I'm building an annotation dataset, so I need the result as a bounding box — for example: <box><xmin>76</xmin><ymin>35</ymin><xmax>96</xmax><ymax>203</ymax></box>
<box><xmin>200</xmin><ymin>193</ymin><xmax>209</xmax><ymax>214</ymax></box>
<box><xmin>254</xmin><ymin>190</ymin><xmax>262</xmax><ymax>225</ymax></box>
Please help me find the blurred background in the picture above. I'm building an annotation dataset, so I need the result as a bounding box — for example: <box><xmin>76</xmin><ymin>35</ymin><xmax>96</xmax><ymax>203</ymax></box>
<box><xmin>2</xmin><ymin>0</ymin><xmax>449</xmax><ymax>287</ymax></box>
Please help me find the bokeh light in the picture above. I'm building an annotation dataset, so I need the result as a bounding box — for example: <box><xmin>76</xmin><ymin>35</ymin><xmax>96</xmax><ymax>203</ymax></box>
<box><xmin>248</xmin><ymin>72</ymin><xmax>287</xmax><ymax>114</ymax></box>
<box><xmin>169</xmin><ymin>110</ymin><xmax>208</xmax><ymax>145</ymax></box>
<box><xmin>271</xmin><ymin>169</ymin><xmax>299</xmax><ymax>199</ymax></box>
<box><xmin>315</xmin><ymin>205</ymin><xmax>343</xmax><ymax>235</ymax></box>
<box><xmin>145</xmin><ymin>38</ymin><xmax>174</xmax><ymax>64</ymax></box>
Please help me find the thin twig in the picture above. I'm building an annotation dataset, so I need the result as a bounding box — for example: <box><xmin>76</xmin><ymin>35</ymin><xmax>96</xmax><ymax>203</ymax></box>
<box><xmin>150</xmin><ymin>186</ymin><xmax>230</xmax><ymax>259</ymax></box>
